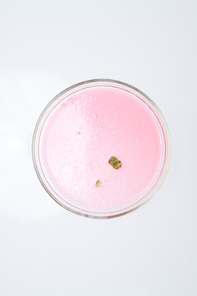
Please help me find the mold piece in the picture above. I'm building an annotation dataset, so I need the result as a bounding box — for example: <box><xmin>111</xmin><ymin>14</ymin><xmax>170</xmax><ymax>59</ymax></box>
<box><xmin>108</xmin><ymin>156</ymin><xmax>122</xmax><ymax>169</ymax></box>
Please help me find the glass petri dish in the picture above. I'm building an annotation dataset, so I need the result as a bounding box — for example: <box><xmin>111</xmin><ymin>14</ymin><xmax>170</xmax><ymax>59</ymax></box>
<box><xmin>32</xmin><ymin>79</ymin><xmax>171</xmax><ymax>218</ymax></box>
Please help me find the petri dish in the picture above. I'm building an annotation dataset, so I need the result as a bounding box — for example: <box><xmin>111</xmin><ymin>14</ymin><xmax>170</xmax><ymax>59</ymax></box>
<box><xmin>32</xmin><ymin>79</ymin><xmax>171</xmax><ymax>218</ymax></box>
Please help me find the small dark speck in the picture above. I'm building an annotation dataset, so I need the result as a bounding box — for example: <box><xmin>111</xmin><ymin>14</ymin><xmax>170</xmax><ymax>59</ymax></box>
<box><xmin>95</xmin><ymin>180</ymin><xmax>101</xmax><ymax>187</ymax></box>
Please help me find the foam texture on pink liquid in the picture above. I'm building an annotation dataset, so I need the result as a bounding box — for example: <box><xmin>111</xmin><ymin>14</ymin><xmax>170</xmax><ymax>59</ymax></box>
<box><xmin>43</xmin><ymin>87</ymin><xmax>163</xmax><ymax>212</ymax></box>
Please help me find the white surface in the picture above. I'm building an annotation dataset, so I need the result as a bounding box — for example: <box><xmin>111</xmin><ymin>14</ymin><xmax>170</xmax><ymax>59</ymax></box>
<box><xmin>0</xmin><ymin>0</ymin><xmax>196</xmax><ymax>295</ymax></box>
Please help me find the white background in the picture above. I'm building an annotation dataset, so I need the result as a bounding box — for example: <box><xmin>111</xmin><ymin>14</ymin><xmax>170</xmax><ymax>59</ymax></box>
<box><xmin>0</xmin><ymin>0</ymin><xmax>197</xmax><ymax>295</ymax></box>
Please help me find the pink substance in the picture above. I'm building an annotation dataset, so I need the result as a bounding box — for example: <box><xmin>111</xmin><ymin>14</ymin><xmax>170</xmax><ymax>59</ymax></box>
<box><xmin>43</xmin><ymin>87</ymin><xmax>163</xmax><ymax>212</ymax></box>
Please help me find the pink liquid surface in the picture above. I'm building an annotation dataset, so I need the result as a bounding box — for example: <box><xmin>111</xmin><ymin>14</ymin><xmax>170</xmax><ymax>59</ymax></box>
<box><xmin>42</xmin><ymin>86</ymin><xmax>163</xmax><ymax>212</ymax></box>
